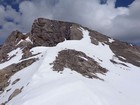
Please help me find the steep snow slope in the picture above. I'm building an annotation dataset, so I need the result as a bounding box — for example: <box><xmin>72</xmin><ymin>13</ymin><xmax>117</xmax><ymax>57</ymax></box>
<box><xmin>0</xmin><ymin>48</ymin><xmax>23</xmax><ymax>69</ymax></box>
<box><xmin>0</xmin><ymin>28</ymin><xmax>140</xmax><ymax>105</ymax></box>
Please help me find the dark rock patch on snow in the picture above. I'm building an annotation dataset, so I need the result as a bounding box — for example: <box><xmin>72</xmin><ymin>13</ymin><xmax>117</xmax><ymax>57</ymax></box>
<box><xmin>53</xmin><ymin>49</ymin><xmax>107</xmax><ymax>79</ymax></box>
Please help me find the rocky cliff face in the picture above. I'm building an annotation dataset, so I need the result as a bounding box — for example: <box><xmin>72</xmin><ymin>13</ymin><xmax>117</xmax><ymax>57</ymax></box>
<box><xmin>0</xmin><ymin>31</ymin><xmax>28</xmax><ymax>63</ymax></box>
<box><xmin>0</xmin><ymin>18</ymin><xmax>140</xmax><ymax>105</ymax></box>
<box><xmin>31</xmin><ymin>18</ymin><xmax>83</xmax><ymax>46</ymax></box>
<box><xmin>109</xmin><ymin>40</ymin><xmax>140</xmax><ymax>67</ymax></box>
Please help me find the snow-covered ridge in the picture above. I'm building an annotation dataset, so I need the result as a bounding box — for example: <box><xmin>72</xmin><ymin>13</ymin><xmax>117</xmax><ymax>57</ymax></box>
<box><xmin>0</xmin><ymin>28</ymin><xmax>140</xmax><ymax>105</ymax></box>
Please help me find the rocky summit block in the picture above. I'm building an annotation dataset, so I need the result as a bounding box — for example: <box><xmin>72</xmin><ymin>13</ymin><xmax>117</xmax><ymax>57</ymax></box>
<box><xmin>30</xmin><ymin>18</ymin><xmax>83</xmax><ymax>46</ymax></box>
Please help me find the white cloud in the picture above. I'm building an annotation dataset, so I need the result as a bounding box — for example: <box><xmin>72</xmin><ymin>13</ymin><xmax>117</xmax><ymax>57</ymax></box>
<box><xmin>0</xmin><ymin>0</ymin><xmax>140</xmax><ymax>44</ymax></box>
<box><xmin>110</xmin><ymin>0</ymin><xmax>140</xmax><ymax>43</ymax></box>
<box><xmin>0</xmin><ymin>5</ymin><xmax>20</xmax><ymax>40</ymax></box>
<box><xmin>19</xmin><ymin>1</ymin><xmax>53</xmax><ymax>31</ymax></box>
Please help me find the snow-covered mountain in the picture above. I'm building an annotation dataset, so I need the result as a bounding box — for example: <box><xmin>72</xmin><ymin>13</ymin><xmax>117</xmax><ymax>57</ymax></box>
<box><xmin>0</xmin><ymin>18</ymin><xmax>140</xmax><ymax>105</ymax></box>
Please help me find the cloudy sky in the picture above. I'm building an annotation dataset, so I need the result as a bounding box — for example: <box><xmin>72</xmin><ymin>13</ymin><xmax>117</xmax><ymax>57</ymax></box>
<box><xmin>0</xmin><ymin>0</ymin><xmax>140</xmax><ymax>45</ymax></box>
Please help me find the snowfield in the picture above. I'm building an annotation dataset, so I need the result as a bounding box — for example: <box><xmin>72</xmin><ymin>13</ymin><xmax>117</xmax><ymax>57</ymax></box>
<box><xmin>0</xmin><ymin>28</ymin><xmax>140</xmax><ymax>105</ymax></box>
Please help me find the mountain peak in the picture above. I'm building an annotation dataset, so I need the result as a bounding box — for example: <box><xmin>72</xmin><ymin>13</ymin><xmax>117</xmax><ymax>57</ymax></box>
<box><xmin>0</xmin><ymin>18</ymin><xmax>140</xmax><ymax>105</ymax></box>
<box><xmin>0</xmin><ymin>18</ymin><xmax>140</xmax><ymax>66</ymax></box>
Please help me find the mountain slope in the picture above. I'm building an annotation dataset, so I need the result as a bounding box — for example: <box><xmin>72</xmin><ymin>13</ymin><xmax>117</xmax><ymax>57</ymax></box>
<box><xmin>0</xmin><ymin>18</ymin><xmax>140</xmax><ymax>105</ymax></box>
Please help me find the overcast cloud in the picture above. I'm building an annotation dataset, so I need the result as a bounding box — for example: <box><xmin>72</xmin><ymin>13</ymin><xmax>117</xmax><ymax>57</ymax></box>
<box><xmin>0</xmin><ymin>0</ymin><xmax>140</xmax><ymax>44</ymax></box>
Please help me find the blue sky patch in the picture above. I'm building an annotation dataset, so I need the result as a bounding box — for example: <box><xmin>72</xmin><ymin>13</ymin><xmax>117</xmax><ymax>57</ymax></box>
<box><xmin>115</xmin><ymin>0</ymin><xmax>135</xmax><ymax>7</ymax></box>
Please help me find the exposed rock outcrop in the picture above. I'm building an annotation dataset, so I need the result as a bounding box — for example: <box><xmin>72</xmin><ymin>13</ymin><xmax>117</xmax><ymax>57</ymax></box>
<box><xmin>1</xmin><ymin>88</ymin><xmax>23</xmax><ymax>105</ymax></box>
<box><xmin>12</xmin><ymin>78</ymin><xmax>20</xmax><ymax>85</ymax></box>
<box><xmin>8</xmin><ymin>88</ymin><xmax>22</xmax><ymax>101</ymax></box>
<box><xmin>89</xmin><ymin>29</ymin><xmax>109</xmax><ymax>45</ymax></box>
<box><xmin>53</xmin><ymin>49</ymin><xmax>107</xmax><ymax>79</ymax></box>
<box><xmin>30</xmin><ymin>18</ymin><xmax>83</xmax><ymax>46</ymax></box>
<box><xmin>109</xmin><ymin>40</ymin><xmax>140</xmax><ymax>67</ymax></box>
<box><xmin>0</xmin><ymin>31</ymin><xmax>27</xmax><ymax>63</ymax></box>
